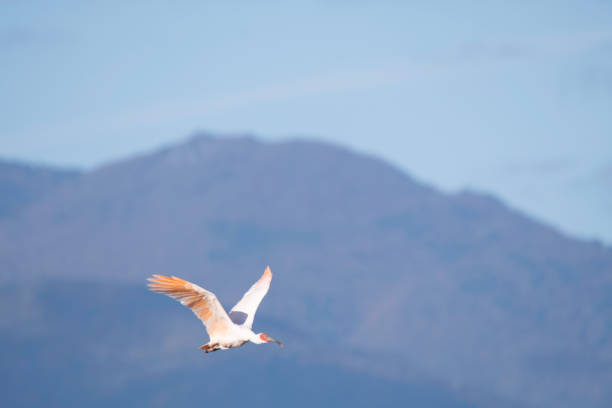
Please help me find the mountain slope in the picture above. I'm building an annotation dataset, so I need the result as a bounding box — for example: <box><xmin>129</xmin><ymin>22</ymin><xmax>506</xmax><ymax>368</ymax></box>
<box><xmin>1</xmin><ymin>134</ymin><xmax>611</xmax><ymax>407</ymax></box>
<box><xmin>0</xmin><ymin>159</ymin><xmax>80</xmax><ymax>218</ymax></box>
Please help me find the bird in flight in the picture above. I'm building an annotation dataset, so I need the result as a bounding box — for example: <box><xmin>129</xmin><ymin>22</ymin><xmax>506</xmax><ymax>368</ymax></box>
<box><xmin>147</xmin><ymin>266</ymin><xmax>283</xmax><ymax>353</ymax></box>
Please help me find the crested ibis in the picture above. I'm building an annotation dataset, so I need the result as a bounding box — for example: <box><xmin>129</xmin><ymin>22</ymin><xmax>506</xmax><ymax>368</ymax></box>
<box><xmin>147</xmin><ymin>266</ymin><xmax>283</xmax><ymax>353</ymax></box>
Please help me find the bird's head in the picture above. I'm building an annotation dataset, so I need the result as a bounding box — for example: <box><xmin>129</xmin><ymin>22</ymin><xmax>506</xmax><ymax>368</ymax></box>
<box><xmin>258</xmin><ymin>333</ymin><xmax>283</xmax><ymax>347</ymax></box>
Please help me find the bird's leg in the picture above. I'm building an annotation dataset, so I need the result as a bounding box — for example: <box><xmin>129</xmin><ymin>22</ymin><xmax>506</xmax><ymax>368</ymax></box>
<box><xmin>200</xmin><ymin>343</ymin><xmax>220</xmax><ymax>353</ymax></box>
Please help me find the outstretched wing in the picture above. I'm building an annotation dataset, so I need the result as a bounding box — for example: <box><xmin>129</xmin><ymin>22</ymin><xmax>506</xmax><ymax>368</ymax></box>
<box><xmin>147</xmin><ymin>275</ymin><xmax>233</xmax><ymax>338</ymax></box>
<box><xmin>229</xmin><ymin>266</ymin><xmax>273</xmax><ymax>329</ymax></box>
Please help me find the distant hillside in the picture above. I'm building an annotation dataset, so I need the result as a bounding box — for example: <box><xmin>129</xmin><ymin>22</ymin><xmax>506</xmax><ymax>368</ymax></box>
<box><xmin>0</xmin><ymin>159</ymin><xmax>79</xmax><ymax>218</ymax></box>
<box><xmin>1</xmin><ymin>134</ymin><xmax>611</xmax><ymax>408</ymax></box>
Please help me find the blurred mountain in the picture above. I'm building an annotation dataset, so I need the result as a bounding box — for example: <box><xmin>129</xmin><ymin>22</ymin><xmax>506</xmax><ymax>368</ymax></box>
<box><xmin>1</xmin><ymin>134</ymin><xmax>611</xmax><ymax>408</ymax></box>
<box><xmin>0</xmin><ymin>159</ymin><xmax>79</xmax><ymax>218</ymax></box>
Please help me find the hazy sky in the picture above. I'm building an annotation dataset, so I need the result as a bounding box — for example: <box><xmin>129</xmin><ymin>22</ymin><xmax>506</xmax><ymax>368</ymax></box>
<box><xmin>1</xmin><ymin>1</ymin><xmax>611</xmax><ymax>243</ymax></box>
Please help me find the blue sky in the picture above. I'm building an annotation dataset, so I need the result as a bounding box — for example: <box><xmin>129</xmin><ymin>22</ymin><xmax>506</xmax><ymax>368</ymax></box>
<box><xmin>1</xmin><ymin>1</ymin><xmax>611</xmax><ymax>243</ymax></box>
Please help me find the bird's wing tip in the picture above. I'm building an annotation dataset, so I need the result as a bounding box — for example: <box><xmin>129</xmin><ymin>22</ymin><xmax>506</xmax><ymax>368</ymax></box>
<box><xmin>147</xmin><ymin>274</ymin><xmax>168</xmax><ymax>284</ymax></box>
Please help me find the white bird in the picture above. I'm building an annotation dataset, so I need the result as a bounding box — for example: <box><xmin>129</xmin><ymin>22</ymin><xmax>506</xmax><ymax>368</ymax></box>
<box><xmin>147</xmin><ymin>266</ymin><xmax>283</xmax><ymax>353</ymax></box>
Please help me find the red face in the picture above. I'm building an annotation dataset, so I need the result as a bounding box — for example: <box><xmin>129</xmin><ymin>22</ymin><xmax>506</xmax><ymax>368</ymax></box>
<box><xmin>259</xmin><ymin>333</ymin><xmax>283</xmax><ymax>347</ymax></box>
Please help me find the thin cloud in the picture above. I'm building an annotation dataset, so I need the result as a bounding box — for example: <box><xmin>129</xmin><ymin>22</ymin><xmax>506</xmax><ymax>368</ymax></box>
<box><xmin>3</xmin><ymin>59</ymin><xmax>446</xmax><ymax>144</ymax></box>
<box><xmin>5</xmin><ymin>30</ymin><xmax>612</xmax><ymax>158</ymax></box>
<box><xmin>456</xmin><ymin>31</ymin><xmax>612</xmax><ymax>62</ymax></box>
<box><xmin>55</xmin><ymin>30</ymin><xmax>612</xmax><ymax>129</ymax></box>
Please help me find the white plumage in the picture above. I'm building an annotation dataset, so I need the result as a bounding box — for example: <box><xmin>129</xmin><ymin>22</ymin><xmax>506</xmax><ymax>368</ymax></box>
<box><xmin>147</xmin><ymin>266</ymin><xmax>283</xmax><ymax>353</ymax></box>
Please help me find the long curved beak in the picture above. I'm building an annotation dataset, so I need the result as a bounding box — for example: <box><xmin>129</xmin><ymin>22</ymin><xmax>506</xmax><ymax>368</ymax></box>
<box><xmin>268</xmin><ymin>336</ymin><xmax>284</xmax><ymax>347</ymax></box>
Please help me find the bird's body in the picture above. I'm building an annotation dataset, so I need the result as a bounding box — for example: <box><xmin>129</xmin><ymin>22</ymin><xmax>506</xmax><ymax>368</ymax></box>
<box><xmin>147</xmin><ymin>266</ymin><xmax>283</xmax><ymax>353</ymax></box>
<box><xmin>201</xmin><ymin>324</ymin><xmax>255</xmax><ymax>352</ymax></box>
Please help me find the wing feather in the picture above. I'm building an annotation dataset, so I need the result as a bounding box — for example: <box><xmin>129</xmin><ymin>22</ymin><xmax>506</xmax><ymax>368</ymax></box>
<box><xmin>147</xmin><ymin>274</ymin><xmax>232</xmax><ymax>337</ymax></box>
<box><xmin>229</xmin><ymin>266</ymin><xmax>273</xmax><ymax>329</ymax></box>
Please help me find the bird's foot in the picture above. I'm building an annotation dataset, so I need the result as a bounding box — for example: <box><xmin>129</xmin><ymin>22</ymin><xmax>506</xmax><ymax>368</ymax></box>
<box><xmin>200</xmin><ymin>343</ymin><xmax>219</xmax><ymax>353</ymax></box>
